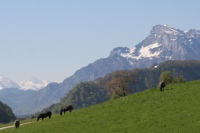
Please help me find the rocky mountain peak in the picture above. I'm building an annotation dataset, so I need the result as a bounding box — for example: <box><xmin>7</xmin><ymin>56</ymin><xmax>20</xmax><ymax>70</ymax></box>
<box><xmin>150</xmin><ymin>24</ymin><xmax>184</xmax><ymax>36</ymax></box>
<box><xmin>185</xmin><ymin>29</ymin><xmax>200</xmax><ymax>38</ymax></box>
<box><xmin>109</xmin><ymin>47</ymin><xmax>130</xmax><ymax>57</ymax></box>
<box><xmin>114</xmin><ymin>24</ymin><xmax>200</xmax><ymax>63</ymax></box>
<box><xmin>154</xmin><ymin>25</ymin><xmax>177</xmax><ymax>36</ymax></box>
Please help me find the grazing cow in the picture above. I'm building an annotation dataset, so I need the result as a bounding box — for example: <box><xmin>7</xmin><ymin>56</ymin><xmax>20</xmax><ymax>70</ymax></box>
<box><xmin>60</xmin><ymin>105</ymin><xmax>73</xmax><ymax>115</ymax></box>
<box><xmin>37</xmin><ymin>111</ymin><xmax>52</xmax><ymax>121</ymax></box>
<box><xmin>14</xmin><ymin>119</ymin><xmax>20</xmax><ymax>129</ymax></box>
<box><xmin>160</xmin><ymin>81</ymin><xmax>165</xmax><ymax>91</ymax></box>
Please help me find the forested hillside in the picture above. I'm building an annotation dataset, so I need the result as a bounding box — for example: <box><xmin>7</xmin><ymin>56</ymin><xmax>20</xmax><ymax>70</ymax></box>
<box><xmin>0</xmin><ymin>101</ymin><xmax>16</xmax><ymax>124</ymax></box>
<box><xmin>42</xmin><ymin>60</ymin><xmax>200</xmax><ymax>114</ymax></box>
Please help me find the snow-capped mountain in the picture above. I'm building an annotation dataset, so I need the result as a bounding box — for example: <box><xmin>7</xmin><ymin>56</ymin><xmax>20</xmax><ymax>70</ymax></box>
<box><xmin>111</xmin><ymin>24</ymin><xmax>200</xmax><ymax>67</ymax></box>
<box><xmin>18</xmin><ymin>77</ymin><xmax>51</xmax><ymax>91</ymax></box>
<box><xmin>21</xmin><ymin>24</ymin><xmax>200</xmax><ymax>115</ymax></box>
<box><xmin>0</xmin><ymin>76</ymin><xmax>50</xmax><ymax>91</ymax></box>
<box><xmin>0</xmin><ymin>77</ymin><xmax>20</xmax><ymax>90</ymax></box>
<box><xmin>2</xmin><ymin>24</ymin><xmax>200</xmax><ymax>116</ymax></box>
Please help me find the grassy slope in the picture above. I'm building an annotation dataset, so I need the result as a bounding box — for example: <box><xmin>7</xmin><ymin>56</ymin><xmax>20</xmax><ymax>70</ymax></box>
<box><xmin>1</xmin><ymin>80</ymin><xmax>200</xmax><ymax>133</ymax></box>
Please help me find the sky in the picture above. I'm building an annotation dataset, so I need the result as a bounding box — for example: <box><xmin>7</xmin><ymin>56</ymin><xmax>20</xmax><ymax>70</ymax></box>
<box><xmin>0</xmin><ymin>0</ymin><xmax>200</xmax><ymax>82</ymax></box>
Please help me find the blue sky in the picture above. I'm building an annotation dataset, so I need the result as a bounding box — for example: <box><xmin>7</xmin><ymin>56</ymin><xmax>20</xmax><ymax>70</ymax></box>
<box><xmin>0</xmin><ymin>0</ymin><xmax>200</xmax><ymax>82</ymax></box>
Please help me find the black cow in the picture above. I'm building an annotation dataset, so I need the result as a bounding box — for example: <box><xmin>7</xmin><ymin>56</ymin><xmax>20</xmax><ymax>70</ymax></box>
<box><xmin>160</xmin><ymin>81</ymin><xmax>165</xmax><ymax>91</ymax></box>
<box><xmin>37</xmin><ymin>111</ymin><xmax>52</xmax><ymax>121</ymax></box>
<box><xmin>14</xmin><ymin>119</ymin><xmax>20</xmax><ymax>129</ymax></box>
<box><xmin>60</xmin><ymin>105</ymin><xmax>73</xmax><ymax>115</ymax></box>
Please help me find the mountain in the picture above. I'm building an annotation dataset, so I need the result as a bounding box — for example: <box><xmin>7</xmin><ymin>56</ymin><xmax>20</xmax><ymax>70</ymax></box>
<box><xmin>0</xmin><ymin>88</ymin><xmax>37</xmax><ymax>116</ymax></box>
<box><xmin>114</xmin><ymin>24</ymin><xmax>200</xmax><ymax>67</ymax></box>
<box><xmin>0</xmin><ymin>77</ymin><xmax>20</xmax><ymax>90</ymax></box>
<box><xmin>18</xmin><ymin>77</ymin><xmax>51</xmax><ymax>91</ymax></box>
<box><xmin>0</xmin><ymin>76</ymin><xmax>51</xmax><ymax>91</ymax></box>
<box><xmin>0</xmin><ymin>77</ymin><xmax>50</xmax><ymax>116</ymax></box>
<box><xmin>3</xmin><ymin>24</ymin><xmax>200</xmax><ymax>116</ymax></box>
<box><xmin>42</xmin><ymin>60</ymin><xmax>200</xmax><ymax>114</ymax></box>
<box><xmin>58</xmin><ymin>24</ymin><xmax>200</xmax><ymax>94</ymax></box>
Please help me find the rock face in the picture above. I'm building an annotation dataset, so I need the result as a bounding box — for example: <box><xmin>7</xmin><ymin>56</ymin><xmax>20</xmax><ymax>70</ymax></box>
<box><xmin>114</xmin><ymin>24</ymin><xmax>200</xmax><ymax>68</ymax></box>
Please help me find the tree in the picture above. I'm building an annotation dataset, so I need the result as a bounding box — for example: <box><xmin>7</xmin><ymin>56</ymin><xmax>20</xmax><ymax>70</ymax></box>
<box><xmin>173</xmin><ymin>76</ymin><xmax>185</xmax><ymax>84</ymax></box>
<box><xmin>160</xmin><ymin>71</ymin><xmax>186</xmax><ymax>85</ymax></box>
<box><xmin>105</xmin><ymin>70</ymin><xmax>136</xmax><ymax>99</ymax></box>
<box><xmin>159</xmin><ymin>71</ymin><xmax>173</xmax><ymax>84</ymax></box>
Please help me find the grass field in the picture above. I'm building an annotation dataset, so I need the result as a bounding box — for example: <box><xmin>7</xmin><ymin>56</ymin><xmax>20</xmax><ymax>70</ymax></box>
<box><xmin>1</xmin><ymin>80</ymin><xmax>200</xmax><ymax>133</ymax></box>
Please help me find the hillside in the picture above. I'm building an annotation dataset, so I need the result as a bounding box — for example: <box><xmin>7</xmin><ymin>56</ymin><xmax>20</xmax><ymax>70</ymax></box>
<box><xmin>0</xmin><ymin>101</ymin><xmax>16</xmax><ymax>124</ymax></box>
<box><xmin>1</xmin><ymin>80</ymin><xmax>200</xmax><ymax>132</ymax></box>
<box><xmin>43</xmin><ymin>60</ymin><xmax>200</xmax><ymax>113</ymax></box>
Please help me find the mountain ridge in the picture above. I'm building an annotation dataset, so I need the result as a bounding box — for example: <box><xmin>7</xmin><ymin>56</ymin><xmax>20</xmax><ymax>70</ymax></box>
<box><xmin>0</xmin><ymin>76</ymin><xmax>51</xmax><ymax>91</ymax></box>
<box><xmin>1</xmin><ymin>24</ymin><xmax>200</xmax><ymax>115</ymax></box>
<box><xmin>113</xmin><ymin>24</ymin><xmax>200</xmax><ymax>67</ymax></box>
<box><xmin>18</xmin><ymin>77</ymin><xmax>51</xmax><ymax>91</ymax></box>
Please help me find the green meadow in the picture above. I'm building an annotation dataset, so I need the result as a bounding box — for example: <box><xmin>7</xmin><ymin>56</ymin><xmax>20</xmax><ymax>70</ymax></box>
<box><xmin>1</xmin><ymin>80</ymin><xmax>200</xmax><ymax>133</ymax></box>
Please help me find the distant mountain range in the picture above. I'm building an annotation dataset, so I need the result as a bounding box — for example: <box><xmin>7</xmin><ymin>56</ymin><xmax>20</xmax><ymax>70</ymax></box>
<box><xmin>0</xmin><ymin>77</ymin><xmax>50</xmax><ymax>91</ymax></box>
<box><xmin>1</xmin><ymin>24</ymin><xmax>200</xmax><ymax>116</ymax></box>
<box><xmin>0</xmin><ymin>77</ymin><xmax>20</xmax><ymax>90</ymax></box>
<box><xmin>18</xmin><ymin>78</ymin><xmax>51</xmax><ymax>91</ymax></box>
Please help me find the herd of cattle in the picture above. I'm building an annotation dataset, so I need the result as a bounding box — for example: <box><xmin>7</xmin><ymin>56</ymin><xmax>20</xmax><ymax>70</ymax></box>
<box><xmin>14</xmin><ymin>105</ymin><xmax>73</xmax><ymax>129</ymax></box>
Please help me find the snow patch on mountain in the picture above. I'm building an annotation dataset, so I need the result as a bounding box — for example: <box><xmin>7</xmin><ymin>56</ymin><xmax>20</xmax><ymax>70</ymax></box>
<box><xmin>161</xmin><ymin>25</ymin><xmax>179</xmax><ymax>35</ymax></box>
<box><xmin>0</xmin><ymin>77</ymin><xmax>20</xmax><ymax>90</ymax></box>
<box><xmin>18</xmin><ymin>77</ymin><xmax>51</xmax><ymax>91</ymax></box>
<box><xmin>120</xmin><ymin>43</ymin><xmax>161</xmax><ymax>59</ymax></box>
<box><xmin>0</xmin><ymin>76</ymin><xmax>52</xmax><ymax>91</ymax></box>
<box><xmin>137</xmin><ymin>43</ymin><xmax>161</xmax><ymax>59</ymax></box>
